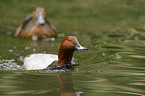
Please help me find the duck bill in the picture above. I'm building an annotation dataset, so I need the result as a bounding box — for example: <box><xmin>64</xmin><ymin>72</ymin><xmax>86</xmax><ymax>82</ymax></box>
<box><xmin>37</xmin><ymin>12</ymin><xmax>45</xmax><ymax>24</ymax></box>
<box><xmin>74</xmin><ymin>42</ymin><xmax>88</xmax><ymax>50</ymax></box>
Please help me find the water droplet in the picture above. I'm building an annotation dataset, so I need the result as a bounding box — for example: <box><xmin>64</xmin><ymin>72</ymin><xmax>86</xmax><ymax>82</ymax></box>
<box><xmin>102</xmin><ymin>53</ymin><xmax>106</xmax><ymax>56</ymax></box>
<box><xmin>18</xmin><ymin>56</ymin><xmax>23</xmax><ymax>61</ymax></box>
<box><xmin>33</xmin><ymin>49</ymin><xmax>36</xmax><ymax>52</ymax></box>
<box><xmin>32</xmin><ymin>36</ymin><xmax>38</xmax><ymax>41</ymax></box>
<box><xmin>51</xmin><ymin>38</ymin><xmax>55</xmax><ymax>41</ymax></box>
<box><xmin>13</xmin><ymin>46</ymin><xmax>16</xmax><ymax>49</ymax></box>
<box><xmin>42</xmin><ymin>38</ymin><xmax>55</xmax><ymax>41</ymax></box>
<box><xmin>58</xmin><ymin>33</ymin><xmax>65</xmax><ymax>37</ymax></box>
<box><xmin>25</xmin><ymin>47</ymin><xmax>31</xmax><ymax>50</ymax></box>
<box><xmin>9</xmin><ymin>50</ymin><xmax>13</xmax><ymax>52</ymax></box>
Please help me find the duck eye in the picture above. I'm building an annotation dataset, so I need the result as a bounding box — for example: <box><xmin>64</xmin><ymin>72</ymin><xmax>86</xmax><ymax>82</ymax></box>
<box><xmin>68</xmin><ymin>40</ymin><xmax>72</xmax><ymax>42</ymax></box>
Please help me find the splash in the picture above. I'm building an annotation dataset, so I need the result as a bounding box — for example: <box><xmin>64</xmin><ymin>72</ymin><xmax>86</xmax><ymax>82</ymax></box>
<box><xmin>0</xmin><ymin>57</ymin><xmax>78</xmax><ymax>71</ymax></box>
<box><xmin>0</xmin><ymin>59</ymin><xmax>24</xmax><ymax>70</ymax></box>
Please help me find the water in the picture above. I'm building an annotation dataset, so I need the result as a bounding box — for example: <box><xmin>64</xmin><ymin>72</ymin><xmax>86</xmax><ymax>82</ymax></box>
<box><xmin>1</xmin><ymin>0</ymin><xmax>145</xmax><ymax>96</ymax></box>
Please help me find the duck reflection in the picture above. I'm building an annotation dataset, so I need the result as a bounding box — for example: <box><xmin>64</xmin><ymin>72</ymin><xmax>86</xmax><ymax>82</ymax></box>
<box><xmin>15</xmin><ymin>6</ymin><xmax>58</xmax><ymax>40</ymax></box>
<box><xmin>58</xmin><ymin>72</ymin><xmax>75</xmax><ymax>96</ymax></box>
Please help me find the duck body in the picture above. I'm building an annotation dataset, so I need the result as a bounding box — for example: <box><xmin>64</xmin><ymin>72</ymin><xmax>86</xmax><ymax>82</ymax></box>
<box><xmin>26</xmin><ymin>24</ymin><xmax>57</xmax><ymax>39</ymax></box>
<box><xmin>23</xmin><ymin>36</ymin><xmax>88</xmax><ymax>70</ymax></box>
<box><xmin>24</xmin><ymin>54</ymin><xmax>58</xmax><ymax>70</ymax></box>
<box><xmin>15</xmin><ymin>6</ymin><xmax>57</xmax><ymax>40</ymax></box>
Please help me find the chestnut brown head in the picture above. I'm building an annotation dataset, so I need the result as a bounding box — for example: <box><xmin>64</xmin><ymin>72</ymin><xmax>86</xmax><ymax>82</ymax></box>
<box><xmin>57</xmin><ymin>36</ymin><xmax>88</xmax><ymax>66</ymax></box>
<box><xmin>60</xmin><ymin>36</ymin><xmax>88</xmax><ymax>51</ymax></box>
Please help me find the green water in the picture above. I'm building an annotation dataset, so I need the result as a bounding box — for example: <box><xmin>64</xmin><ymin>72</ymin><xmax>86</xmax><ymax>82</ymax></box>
<box><xmin>1</xmin><ymin>0</ymin><xmax>145</xmax><ymax>96</ymax></box>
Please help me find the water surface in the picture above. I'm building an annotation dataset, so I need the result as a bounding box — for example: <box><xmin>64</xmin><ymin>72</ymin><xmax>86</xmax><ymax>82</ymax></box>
<box><xmin>0</xmin><ymin>0</ymin><xmax>145</xmax><ymax>96</ymax></box>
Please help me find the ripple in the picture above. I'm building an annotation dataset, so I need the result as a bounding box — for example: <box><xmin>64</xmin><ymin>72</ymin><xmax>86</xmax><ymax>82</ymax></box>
<box><xmin>130</xmin><ymin>83</ymin><xmax>145</xmax><ymax>86</ymax></box>
<box><xmin>129</xmin><ymin>55</ymin><xmax>145</xmax><ymax>59</ymax></box>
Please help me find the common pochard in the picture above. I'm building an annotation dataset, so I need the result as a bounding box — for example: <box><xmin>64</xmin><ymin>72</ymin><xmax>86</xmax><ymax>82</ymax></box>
<box><xmin>23</xmin><ymin>36</ymin><xmax>87</xmax><ymax>70</ymax></box>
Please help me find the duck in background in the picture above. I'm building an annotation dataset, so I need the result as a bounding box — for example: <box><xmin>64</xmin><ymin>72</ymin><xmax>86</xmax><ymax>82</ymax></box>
<box><xmin>23</xmin><ymin>36</ymin><xmax>88</xmax><ymax>70</ymax></box>
<box><xmin>15</xmin><ymin>6</ymin><xmax>58</xmax><ymax>40</ymax></box>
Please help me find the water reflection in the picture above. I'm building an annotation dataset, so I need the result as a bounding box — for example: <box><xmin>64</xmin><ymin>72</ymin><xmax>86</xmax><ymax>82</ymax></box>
<box><xmin>58</xmin><ymin>72</ymin><xmax>83</xmax><ymax>96</ymax></box>
<box><xmin>0</xmin><ymin>71</ymin><xmax>83</xmax><ymax>96</ymax></box>
<box><xmin>58</xmin><ymin>72</ymin><xmax>75</xmax><ymax>96</ymax></box>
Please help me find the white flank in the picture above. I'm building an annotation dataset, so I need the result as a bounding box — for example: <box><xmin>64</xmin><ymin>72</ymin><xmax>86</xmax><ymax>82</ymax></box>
<box><xmin>23</xmin><ymin>54</ymin><xmax>58</xmax><ymax>70</ymax></box>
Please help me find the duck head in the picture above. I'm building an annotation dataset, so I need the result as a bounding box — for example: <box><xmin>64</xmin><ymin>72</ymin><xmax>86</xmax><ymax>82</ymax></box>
<box><xmin>57</xmin><ymin>36</ymin><xmax>87</xmax><ymax>67</ymax></box>
<box><xmin>33</xmin><ymin>6</ymin><xmax>46</xmax><ymax>25</ymax></box>
<box><xmin>59</xmin><ymin>36</ymin><xmax>88</xmax><ymax>52</ymax></box>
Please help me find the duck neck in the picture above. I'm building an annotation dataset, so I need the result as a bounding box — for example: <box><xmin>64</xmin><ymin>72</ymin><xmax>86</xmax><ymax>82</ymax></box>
<box><xmin>57</xmin><ymin>48</ymin><xmax>74</xmax><ymax>66</ymax></box>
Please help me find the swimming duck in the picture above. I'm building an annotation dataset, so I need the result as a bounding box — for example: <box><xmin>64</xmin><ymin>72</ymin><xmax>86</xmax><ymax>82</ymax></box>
<box><xmin>15</xmin><ymin>6</ymin><xmax>57</xmax><ymax>40</ymax></box>
<box><xmin>23</xmin><ymin>36</ymin><xmax>88</xmax><ymax>70</ymax></box>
